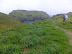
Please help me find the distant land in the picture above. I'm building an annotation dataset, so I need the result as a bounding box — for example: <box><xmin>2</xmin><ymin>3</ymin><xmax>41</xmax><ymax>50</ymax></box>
<box><xmin>0</xmin><ymin>10</ymin><xmax>72</xmax><ymax>24</ymax></box>
<box><xmin>52</xmin><ymin>12</ymin><xmax>72</xmax><ymax>18</ymax></box>
<box><xmin>9</xmin><ymin>10</ymin><xmax>50</xmax><ymax>22</ymax></box>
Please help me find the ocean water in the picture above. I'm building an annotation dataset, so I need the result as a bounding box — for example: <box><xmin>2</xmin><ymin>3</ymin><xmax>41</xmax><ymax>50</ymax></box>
<box><xmin>23</xmin><ymin>21</ymin><xmax>35</xmax><ymax>23</ymax></box>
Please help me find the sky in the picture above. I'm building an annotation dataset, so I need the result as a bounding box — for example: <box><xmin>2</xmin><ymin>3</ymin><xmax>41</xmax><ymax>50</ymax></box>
<box><xmin>0</xmin><ymin>0</ymin><xmax>72</xmax><ymax>16</ymax></box>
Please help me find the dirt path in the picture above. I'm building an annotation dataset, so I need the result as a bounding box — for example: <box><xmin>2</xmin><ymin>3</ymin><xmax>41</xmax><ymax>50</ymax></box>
<box><xmin>55</xmin><ymin>25</ymin><xmax>72</xmax><ymax>45</ymax></box>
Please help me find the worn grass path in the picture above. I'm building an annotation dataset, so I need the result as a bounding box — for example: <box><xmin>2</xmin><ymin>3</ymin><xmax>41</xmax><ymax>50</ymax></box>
<box><xmin>55</xmin><ymin>25</ymin><xmax>72</xmax><ymax>45</ymax></box>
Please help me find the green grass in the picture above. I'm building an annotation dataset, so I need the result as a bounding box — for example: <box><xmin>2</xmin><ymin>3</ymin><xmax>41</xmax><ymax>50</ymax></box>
<box><xmin>53</xmin><ymin>14</ymin><xmax>72</xmax><ymax>31</ymax></box>
<box><xmin>0</xmin><ymin>19</ymin><xmax>72</xmax><ymax>54</ymax></box>
<box><xmin>0</xmin><ymin>12</ymin><xmax>20</xmax><ymax>24</ymax></box>
<box><xmin>9</xmin><ymin>10</ymin><xmax>50</xmax><ymax>21</ymax></box>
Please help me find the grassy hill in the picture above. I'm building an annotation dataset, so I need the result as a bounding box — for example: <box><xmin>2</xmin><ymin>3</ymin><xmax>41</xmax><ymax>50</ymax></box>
<box><xmin>9</xmin><ymin>10</ymin><xmax>50</xmax><ymax>22</ymax></box>
<box><xmin>53</xmin><ymin>13</ymin><xmax>72</xmax><ymax>31</ymax></box>
<box><xmin>0</xmin><ymin>18</ymin><xmax>72</xmax><ymax>54</ymax></box>
<box><xmin>0</xmin><ymin>12</ymin><xmax>20</xmax><ymax>24</ymax></box>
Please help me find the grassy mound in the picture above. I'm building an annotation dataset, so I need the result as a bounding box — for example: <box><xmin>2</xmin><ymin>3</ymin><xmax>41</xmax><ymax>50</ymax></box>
<box><xmin>0</xmin><ymin>19</ymin><xmax>72</xmax><ymax>54</ymax></box>
<box><xmin>0</xmin><ymin>12</ymin><xmax>20</xmax><ymax>24</ymax></box>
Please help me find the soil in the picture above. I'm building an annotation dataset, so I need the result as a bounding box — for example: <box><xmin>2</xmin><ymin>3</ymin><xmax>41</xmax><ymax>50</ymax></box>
<box><xmin>23</xmin><ymin>48</ymin><xmax>30</xmax><ymax>54</ymax></box>
<box><xmin>55</xmin><ymin>25</ymin><xmax>72</xmax><ymax>45</ymax></box>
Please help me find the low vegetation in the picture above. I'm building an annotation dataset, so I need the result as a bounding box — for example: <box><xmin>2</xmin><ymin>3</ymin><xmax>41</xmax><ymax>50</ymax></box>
<box><xmin>0</xmin><ymin>12</ymin><xmax>20</xmax><ymax>24</ymax></box>
<box><xmin>0</xmin><ymin>19</ymin><xmax>72</xmax><ymax>54</ymax></box>
<box><xmin>53</xmin><ymin>13</ymin><xmax>72</xmax><ymax>31</ymax></box>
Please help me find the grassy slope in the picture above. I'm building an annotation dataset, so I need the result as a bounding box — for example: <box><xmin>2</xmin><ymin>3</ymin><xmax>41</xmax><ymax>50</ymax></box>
<box><xmin>0</xmin><ymin>19</ymin><xmax>72</xmax><ymax>54</ymax></box>
<box><xmin>0</xmin><ymin>12</ymin><xmax>20</xmax><ymax>24</ymax></box>
<box><xmin>53</xmin><ymin>14</ymin><xmax>72</xmax><ymax>31</ymax></box>
<box><xmin>9</xmin><ymin>10</ymin><xmax>49</xmax><ymax>20</ymax></box>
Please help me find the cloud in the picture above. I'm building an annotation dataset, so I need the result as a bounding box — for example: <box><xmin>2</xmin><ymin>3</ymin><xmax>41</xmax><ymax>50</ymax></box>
<box><xmin>0</xmin><ymin>0</ymin><xmax>72</xmax><ymax>15</ymax></box>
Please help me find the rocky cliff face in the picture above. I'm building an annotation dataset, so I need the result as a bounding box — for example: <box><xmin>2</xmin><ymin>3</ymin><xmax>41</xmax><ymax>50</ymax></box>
<box><xmin>9</xmin><ymin>10</ymin><xmax>50</xmax><ymax>22</ymax></box>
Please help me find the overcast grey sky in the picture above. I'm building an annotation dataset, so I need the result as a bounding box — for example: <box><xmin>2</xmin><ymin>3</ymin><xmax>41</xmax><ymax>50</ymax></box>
<box><xmin>0</xmin><ymin>0</ymin><xmax>72</xmax><ymax>16</ymax></box>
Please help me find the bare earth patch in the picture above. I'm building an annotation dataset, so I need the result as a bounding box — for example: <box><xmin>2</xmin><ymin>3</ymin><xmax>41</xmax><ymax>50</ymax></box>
<box><xmin>55</xmin><ymin>25</ymin><xmax>72</xmax><ymax>45</ymax></box>
<box><xmin>23</xmin><ymin>48</ymin><xmax>30</xmax><ymax>54</ymax></box>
